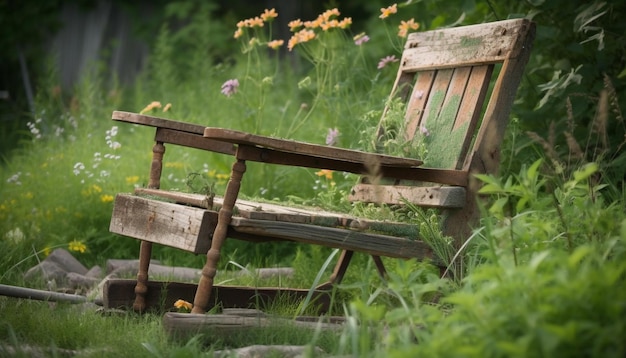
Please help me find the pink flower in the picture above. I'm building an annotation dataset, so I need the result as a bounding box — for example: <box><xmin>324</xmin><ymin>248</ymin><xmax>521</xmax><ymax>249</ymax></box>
<box><xmin>326</xmin><ymin>128</ymin><xmax>339</xmax><ymax>146</ymax></box>
<box><xmin>221</xmin><ymin>79</ymin><xmax>239</xmax><ymax>97</ymax></box>
<box><xmin>354</xmin><ymin>33</ymin><xmax>370</xmax><ymax>46</ymax></box>
<box><xmin>377</xmin><ymin>55</ymin><xmax>398</xmax><ymax>69</ymax></box>
<box><xmin>420</xmin><ymin>125</ymin><xmax>430</xmax><ymax>137</ymax></box>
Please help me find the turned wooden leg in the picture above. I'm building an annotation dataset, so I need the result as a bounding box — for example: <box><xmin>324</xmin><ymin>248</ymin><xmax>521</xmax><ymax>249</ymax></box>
<box><xmin>192</xmin><ymin>158</ymin><xmax>246</xmax><ymax>313</ymax></box>
<box><xmin>133</xmin><ymin>140</ymin><xmax>164</xmax><ymax>312</ymax></box>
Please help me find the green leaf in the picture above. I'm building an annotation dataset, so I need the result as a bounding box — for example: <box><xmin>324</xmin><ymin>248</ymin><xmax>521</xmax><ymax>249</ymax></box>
<box><xmin>573</xmin><ymin>162</ymin><xmax>598</xmax><ymax>182</ymax></box>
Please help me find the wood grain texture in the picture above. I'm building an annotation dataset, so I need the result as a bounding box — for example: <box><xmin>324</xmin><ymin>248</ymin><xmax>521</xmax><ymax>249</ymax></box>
<box><xmin>349</xmin><ymin>184</ymin><xmax>466</xmax><ymax>208</ymax></box>
<box><xmin>109</xmin><ymin>194</ymin><xmax>214</xmax><ymax>254</ymax></box>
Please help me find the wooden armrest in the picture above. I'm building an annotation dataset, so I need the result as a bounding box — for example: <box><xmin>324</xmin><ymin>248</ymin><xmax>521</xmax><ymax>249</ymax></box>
<box><xmin>113</xmin><ymin>111</ymin><xmax>206</xmax><ymax>135</ymax></box>
<box><xmin>203</xmin><ymin>127</ymin><xmax>423</xmax><ymax>168</ymax></box>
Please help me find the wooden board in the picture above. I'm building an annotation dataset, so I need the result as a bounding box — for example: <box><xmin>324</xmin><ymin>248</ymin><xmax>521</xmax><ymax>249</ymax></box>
<box><xmin>204</xmin><ymin>127</ymin><xmax>423</xmax><ymax>168</ymax></box>
<box><xmin>348</xmin><ymin>184</ymin><xmax>466</xmax><ymax>208</ymax></box>
<box><xmin>401</xmin><ymin>19</ymin><xmax>533</xmax><ymax>71</ymax></box>
<box><xmin>103</xmin><ymin>279</ymin><xmax>332</xmax><ymax>313</ymax></box>
<box><xmin>109</xmin><ymin>194</ymin><xmax>216</xmax><ymax>254</ymax></box>
<box><xmin>134</xmin><ymin>188</ymin><xmax>420</xmax><ymax>237</ymax></box>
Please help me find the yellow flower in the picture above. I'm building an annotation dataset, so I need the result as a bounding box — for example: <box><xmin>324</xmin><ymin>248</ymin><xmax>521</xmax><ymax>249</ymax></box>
<box><xmin>43</xmin><ymin>246</ymin><xmax>51</xmax><ymax>256</ymax></box>
<box><xmin>163</xmin><ymin>103</ymin><xmax>172</xmax><ymax>112</ymax></box>
<box><xmin>139</xmin><ymin>101</ymin><xmax>162</xmax><ymax>114</ymax></box>
<box><xmin>260</xmin><ymin>8</ymin><xmax>278</xmax><ymax>22</ymax></box>
<box><xmin>92</xmin><ymin>184</ymin><xmax>102</xmax><ymax>193</ymax></box>
<box><xmin>216</xmin><ymin>173</ymin><xmax>230</xmax><ymax>181</ymax></box>
<box><xmin>100</xmin><ymin>194</ymin><xmax>114</xmax><ymax>203</ymax></box>
<box><xmin>315</xmin><ymin>169</ymin><xmax>333</xmax><ymax>180</ymax></box>
<box><xmin>165</xmin><ymin>162</ymin><xmax>185</xmax><ymax>169</ymax></box>
<box><xmin>267</xmin><ymin>39</ymin><xmax>284</xmax><ymax>50</ymax></box>
<box><xmin>288</xmin><ymin>19</ymin><xmax>303</xmax><ymax>32</ymax></box>
<box><xmin>68</xmin><ymin>240</ymin><xmax>87</xmax><ymax>254</ymax></box>
<box><xmin>398</xmin><ymin>18</ymin><xmax>419</xmax><ymax>38</ymax></box>
<box><xmin>125</xmin><ymin>175</ymin><xmax>140</xmax><ymax>185</ymax></box>
<box><xmin>174</xmin><ymin>299</ymin><xmax>193</xmax><ymax>312</ymax></box>
<box><xmin>379</xmin><ymin>4</ymin><xmax>398</xmax><ymax>19</ymax></box>
<box><xmin>23</xmin><ymin>192</ymin><xmax>34</xmax><ymax>200</ymax></box>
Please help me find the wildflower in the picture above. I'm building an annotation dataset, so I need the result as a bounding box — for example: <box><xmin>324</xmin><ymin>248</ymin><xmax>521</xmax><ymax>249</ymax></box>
<box><xmin>354</xmin><ymin>33</ymin><xmax>370</xmax><ymax>46</ymax></box>
<box><xmin>248</xmin><ymin>16</ymin><xmax>264</xmax><ymax>28</ymax></box>
<box><xmin>249</xmin><ymin>37</ymin><xmax>259</xmax><ymax>46</ymax></box>
<box><xmin>140</xmin><ymin>101</ymin><xmax>162</xmax><ymax>114</ymax></box>
<box><xmin>233</xmin><ymin>28</ymin><xmax>243</xmax><ymax>39</ymax></box>
<box><xmin>287</xmin><ymin>29</ymin><xmax>316</xmax><ymax>51</ymax></box>
<box><xmin>379</xmin><ymin>4</ymin><xmax>398</xmax><ymax>19</ymax></box>
<box><xmin>420</xmin><ymin>125</ymin><xmax>430</xmax><ymax>137</ymax></box>
<box><xmin>100</xmin><ymin>194</ymin><xmax>114</xmax><ymax>203</ymax></box>
<box><xmin>315</xmin><ymin>169</ymin><xmax>333</xmax><ymax>180</ymax></box>
<box><xmin>377</xmin><ymin>55</ymin><xmax>399</xmax><ymax>69</ymax></box>
<box><xmin>288</xmin><ymin>19</ymin><xmax>303</xmax><ymax>32</ymax></box>
<box><xmin>260</xmin><ymin>8</ymin><xmax>278</xmax><ymax>22</ymax></box>
<box><xmin>338</xmin><ymin>17</ymin><xmax>352</xmax><ymax>29</ymax></box>
<box><xmin>326</xmin><ymin>128</ymin><xmax>339</xmax><ymax>146</ymax></box>
<box><xmin>68</xmin><ymin>240</ymin><xmax>87</xmax><ymax>254</ymax></box>
<box><xmin>163</xmin><ymin>103</ymin><xmax>172</xmax><ymax>112</ymax></box>
<box><xmin>174</xmin><ymin>299</ymin><xmax>193</xmax><ymax>312</ymax></box>
<box><xmin>125</xmin><ymin>175</ymin><xmax>140</xmax><ymax>185</ymax></box>
<box><xmin>398</xmin><ymin>18</ymin><xmax>419</xmax><ymax>38</ymax></box>
<box><xmin>267</xmin><ymin>39</ymin><xmax>284</xmax><ymax>50</ymax></box>
<box><xmin>221</xmin><ymin>79</ymin><xmax>239</xmax><ymax>97</ymax></box>
<box><xmin>321</xmin><ymin>8</ymin><xmax>340</xmax><ymax>21</ymax></box>
<box><xmin>321</xmin><ymin>19</ymin><xmax>339</xmax><ymax>31</ymax></box>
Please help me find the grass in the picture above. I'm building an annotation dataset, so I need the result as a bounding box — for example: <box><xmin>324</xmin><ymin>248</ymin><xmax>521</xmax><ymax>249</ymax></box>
<box><xmin>1</xmin><ymin>4</ymin><xmax>626</xmax><ymax>357</ymax></box>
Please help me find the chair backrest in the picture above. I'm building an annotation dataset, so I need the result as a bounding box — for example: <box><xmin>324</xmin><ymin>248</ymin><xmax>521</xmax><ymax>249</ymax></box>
<box><xmin>378</xmin><ymin>19</ymin><xmax>535</xmax><ymax>172</ymax></box>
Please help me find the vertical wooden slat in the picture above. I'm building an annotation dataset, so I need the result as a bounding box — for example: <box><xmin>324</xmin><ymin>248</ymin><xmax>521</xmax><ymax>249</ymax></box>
<box><xmin>404</xmin><ymin>70</ymin><xmax>435</xmax><ymax>141</ymax></box>
<box><xmin>453</xmin><ymin>65</ymin><xmax>493</xmax><ymax>168</ymax></box>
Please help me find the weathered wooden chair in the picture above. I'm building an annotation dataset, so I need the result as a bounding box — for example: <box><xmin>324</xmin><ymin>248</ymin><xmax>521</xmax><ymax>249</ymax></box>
<box><xmin>107</xmin><ymin>19</ymin><xmax>535</xmax><ymax>313</ymax></box>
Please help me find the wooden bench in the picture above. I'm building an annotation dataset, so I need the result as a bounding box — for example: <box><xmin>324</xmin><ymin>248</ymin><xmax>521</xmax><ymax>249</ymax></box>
<box><xmin>107</xmin><ymin>19</ymin><xmax>535</xmax><ymax>313</ymax></box>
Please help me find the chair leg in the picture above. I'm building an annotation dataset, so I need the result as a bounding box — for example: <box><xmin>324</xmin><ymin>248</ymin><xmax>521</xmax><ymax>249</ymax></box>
<box><xmin>133</xmin><ymin>140</ymin><xmax>164</xmax><ymax>312</ymax></box>
<box><xmin>371</xmin><ymin>255</ymin><xmax>388</xmax><ymax>280</ymax></box>
<box><xmin>192</xmin><ymin>158</ymin><xmax>246</xmax><ymax>313</ymax></box>
<box><xmin>132</xmin><ymin>241</ymin><xmax>152</xmax><ymax>312</ymax></box>
<box><xmin>316</xmin><ymin>250</ymin><xmax>354</xmax><ymax>290</ymax></box>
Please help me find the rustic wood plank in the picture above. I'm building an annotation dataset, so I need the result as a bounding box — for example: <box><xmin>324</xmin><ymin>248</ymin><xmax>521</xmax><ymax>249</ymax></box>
<box><xmin>204</xmin><ymin>128</ymin><xmax>423</xmax><ymax>168</ymax></box>
<box><xmin>401</xmin><ymin>19</ymin><xmax>533</xmax><ymax>71</ymax></box>
<box><xmin>109</xmin><ymin>194</ymin><xmax>215</xmax><ymax>254</ymax></box>
<box><xmin>112</xmin><ymin>111</ymin><xmax>206</xmax><ymax>134</ymax></box>
<box><xmin>103</xmin><ymin>279</ymin><xmax>332</xmax><ymax>313</ymax></box>
<box><xmin>349</xmin><ymin>184</ymin><xmax>466</xmax><ymax>208</ymax></box>
<box><xmin>405</xmin><ymin>70</ymin><xmax>435</xmax><ymax>141</ymax></box>
<box><xmin>155</xmin><ymin>128</ymin><xmax>236</xmax><ymax>156</ymax></box>
<box><xmin>228</xmin><ymin>217</ymin><xmax>436</xmax><ymax>262</ymax></box>
<box><xmin>133</xmin><ymin>188</ymin><xmax>420</xmax><ymax>237</ymax></box>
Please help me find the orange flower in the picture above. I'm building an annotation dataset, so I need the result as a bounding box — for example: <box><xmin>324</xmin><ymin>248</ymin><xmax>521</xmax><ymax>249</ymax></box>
<box><xmin>288</xmin><ymin>29</ymin><xmax>316</xmax><ymax>51</ymax></box>
<box><xmin>288</xmin><ymin>19</ymin><xmax>303</xmax><ymax>32</ymax></box>
<box><xmin>267</xmin><ymin>39</ymin><xmax>284</xmax><ymax>50</ymax></box>
<box><xmin>321</xmin><ymin>19</ymin><xmax>339</xmax><ymax>31</ymax></box>
<box><xmin>379</xmin><ymin>4</ymin><xmax>398</xmax><ymax>19</ymax></box>
<box><xmin>140</xmin><ymin>101</ymin><xmax>162</xmax><ymax>114</ymax></box>
<box><xmin>315</xmin><ymin>169</ymin><xmax>333</xmax><ymax>180</ymax></box>
<box><xmin>260</xmin><ymin>8</ymin><xmax>278</xmax><ymax>22</ymax></box>
<box><xmin>338</xmin><ymin>17</ymin><xmax>352</xmax><ymax>29</ymax></box>
<box><xmin>174</xmin><ymin>299</ymin><xmax>193</xmax><ymax>312</ymax></box>
<box><xmin>248</xmin><ymin>16</ymin><xmax>264</xmax><ymax>28</ymax></box>
<box><xmin>320</xmin><ymin>8</ymin><xmax>340</xmax><ymax>21</ymax></box>
<box><xmin>163</xmin><ymin>103</ymin><xmax>172</xmax><ymax>112</ymax></box>
<box><xmin>234</xmin><ymin>28</ymin><xmax>244</xmax><ymax>39</ymax></box>
<box><xmin>398</xmin><ymin>18</ymin><xmax>419</xmax><ymax>38</ymax></box>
